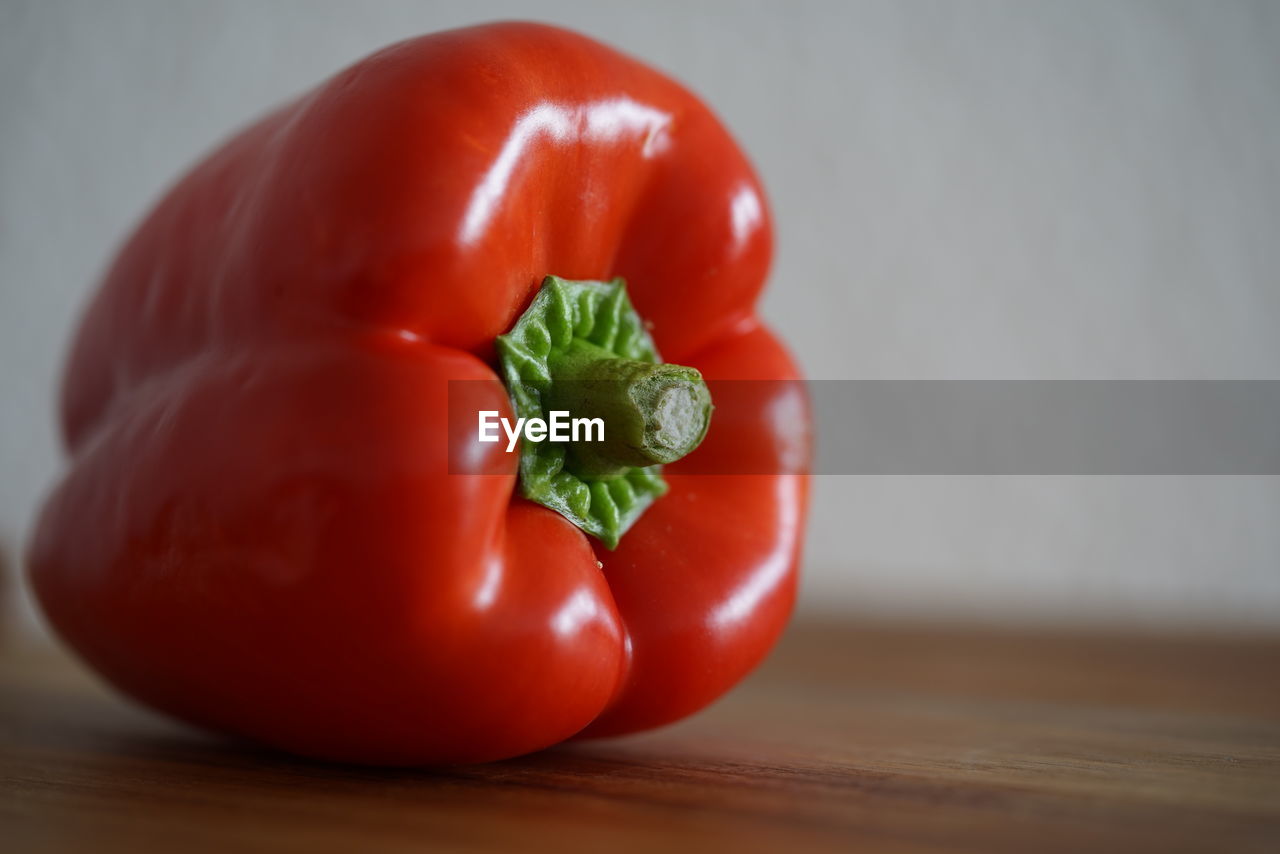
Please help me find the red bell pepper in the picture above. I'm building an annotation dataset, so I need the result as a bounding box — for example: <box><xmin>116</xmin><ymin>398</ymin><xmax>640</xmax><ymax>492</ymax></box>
<box><xmin>28</xmin><ymin>21</ymin><xmax>810</xmax><ymax>764</ymax></box>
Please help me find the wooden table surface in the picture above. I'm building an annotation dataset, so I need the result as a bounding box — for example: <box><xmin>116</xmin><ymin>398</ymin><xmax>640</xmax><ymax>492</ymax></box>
<box><xmin>2</xmin><ymin>619</ymin><xmax>1279</xmax><ymax>853</ymax></box>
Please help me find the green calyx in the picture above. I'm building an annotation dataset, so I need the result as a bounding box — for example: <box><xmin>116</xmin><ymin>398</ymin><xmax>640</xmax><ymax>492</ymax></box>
<box><xmin>496</xmin><ymin>276</ymin><xmax>713</xmax><ymax>548</ymax></box>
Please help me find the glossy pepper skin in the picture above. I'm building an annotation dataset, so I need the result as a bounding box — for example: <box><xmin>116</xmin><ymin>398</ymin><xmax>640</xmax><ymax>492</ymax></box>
<box><xmin>28</xmin><ymin>22</ymin><xmax>810</xmax><ymax>764</ymax></box>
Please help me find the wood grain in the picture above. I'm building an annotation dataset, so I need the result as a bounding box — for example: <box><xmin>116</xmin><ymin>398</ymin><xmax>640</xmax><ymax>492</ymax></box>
<box><xmin>2</xmin><ymin>620</ymin><xmax>1278</xmax><ymax>853</ymax></box>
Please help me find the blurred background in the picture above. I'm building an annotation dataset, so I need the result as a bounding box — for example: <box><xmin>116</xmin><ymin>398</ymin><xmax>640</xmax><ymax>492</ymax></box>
<box><xmin>2</xmin><ymin>0</ymin><xmax>1277</xmax><ymax>636</ymax></box>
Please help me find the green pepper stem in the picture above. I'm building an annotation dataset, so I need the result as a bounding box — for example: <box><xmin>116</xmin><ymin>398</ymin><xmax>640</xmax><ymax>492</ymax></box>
<box><xmin>544</xmin><ymin>339</ymin><xmax>712</xmax><ymax>477</ymax></box>
<box><xmin>496</xmin><ymin>275</ymin><xmax>709</xmax><ymax>547</ymax></box>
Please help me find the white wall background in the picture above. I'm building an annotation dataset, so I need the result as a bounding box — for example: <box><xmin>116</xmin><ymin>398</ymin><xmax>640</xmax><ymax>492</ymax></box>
<box><xmin>2</xmin><ymin>0</ymin><xmax>1278</xmax><ymax>632</ymax></box>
